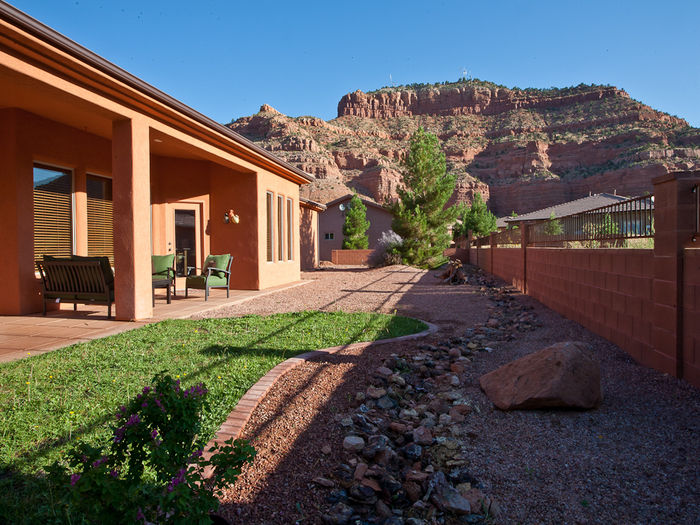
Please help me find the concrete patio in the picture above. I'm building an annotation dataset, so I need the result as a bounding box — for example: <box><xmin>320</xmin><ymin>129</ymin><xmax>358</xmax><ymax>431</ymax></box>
<box><xmin>0</xmin><ymin>281</ymin><xmax>310</xmax><ymax>363</ymax></box>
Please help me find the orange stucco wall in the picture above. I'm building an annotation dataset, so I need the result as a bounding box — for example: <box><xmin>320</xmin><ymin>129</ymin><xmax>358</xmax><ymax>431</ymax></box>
<box><xmin>300</xmin><ymin>205</ymin><xmax>320</xmax><ymax>270</ymax></box>
<box><xmin>208</xmin><ymin>163</ymin><xmax>260</xmax><ymax>289</ymax></box>
<box><xmin>257</xmin><ymin>171</ymin><xmax>301</xmax><ymax>289</ymax></box>
<box><xmin>0</xmin><ymin>108</ymin><xmax>112</xmax><ymax>314</ymax></box>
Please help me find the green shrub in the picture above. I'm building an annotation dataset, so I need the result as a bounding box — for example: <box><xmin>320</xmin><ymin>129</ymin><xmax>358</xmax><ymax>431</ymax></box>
<box><xmin>48</xmin><ymin>374</ymin><xmax>255</xmax><ymax>524</ymax></box>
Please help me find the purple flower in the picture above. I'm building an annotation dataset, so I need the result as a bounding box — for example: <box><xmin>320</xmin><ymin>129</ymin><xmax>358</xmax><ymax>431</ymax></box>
<box><xmin>166</xmin><ymin>468</ymin><xmax>187</xmax><ymax>492</ymax></box>
<box><xmin>141</xmin><ymin>402</ymin><xmax>148</xmax><ymax>408</ymax></box>
<box><xmin>150</xmin><ymin>429</ymin><xmax>158</xmax><ymax>439</ymax></box>
<box><xmin>109</xmin><ymin>468</ymin><xmax>119</xmax><ymax>478</ymax></box>
<box><xmin>142</xmin><ymin>386</ymin><xmax>151</xmax><ymax>395</ymax></box>
<box><xmin>113</xmin><ymin>427</ymin><xmax>125</xmax><ymax>443</ymax></box>
<box><xmin>70</xmin><ymin>473</ymin><xmax>81</xmax><ymax>486</ymax></box>
<box><xmin>125</xmin><ymin>414</ymin><xmax>140</xmax><ymax>427</ymax></box>
<box><xmin>91</xmin><ymin>456</ymin><xmax>108</xmax><ymax>468</ymax></box>
<box><xmin>136</xmin><ymin>508</ymin><xmax>146</xmax><ymax>522</ymax></box>
<box><xmin>188</xmin><ymin>448</ymin><xmax>203</xmax><ymax>461</ymax></box>
<box><xmin>154</xmin><ymin>398</ymin><xmax>165</xmax><ymax>413</ymax></box>
<box><xmin>115</xmin><ymin>405</ymin><xmax>126</xmax><ymax>420</ymax></box>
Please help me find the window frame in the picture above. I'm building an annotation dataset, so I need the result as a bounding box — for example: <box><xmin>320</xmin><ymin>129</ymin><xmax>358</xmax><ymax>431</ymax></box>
<box><xmin>277</xmin><ymin>194</ymin><xmax>284</xmax><ymax>261</ymax></box>
<box><xmin>286</xmin><ymin>197</ymin><xmax>293</xmax><ymax>261</ymax></box>
<box><xmin>85</xmin><ymin>172</ymin><xmax>114</xmax><ymax>265</ymax></box>
<box><xmin>33</xmin><ymin>162</ymin><xmax>75</xmax><ymax>264</ymax></box>
<box><xmin>266</xmin><ymin>191</ymin><xmax>274</xmax><ymax>262</ymax></box>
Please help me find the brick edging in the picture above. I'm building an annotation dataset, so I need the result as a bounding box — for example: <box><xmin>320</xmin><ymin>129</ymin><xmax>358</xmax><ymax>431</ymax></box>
<box><xmin>204</xmin><ymin>320</ymin><xmax>438</xmax><ymax>454</ymax></box>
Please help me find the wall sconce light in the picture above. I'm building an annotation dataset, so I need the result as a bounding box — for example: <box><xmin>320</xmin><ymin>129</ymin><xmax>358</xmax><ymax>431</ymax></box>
<box><xmin>224</xmin><ymin>209</ymin><xmax>240</xmax><ymax>224</ymax></box>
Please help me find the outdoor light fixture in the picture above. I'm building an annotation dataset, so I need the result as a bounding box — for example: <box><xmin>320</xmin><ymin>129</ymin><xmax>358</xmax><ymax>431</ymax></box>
<box><xmin>223</xmin><ymin>209</ymin><xmax>240</xmax><ymax>224</ymax></box>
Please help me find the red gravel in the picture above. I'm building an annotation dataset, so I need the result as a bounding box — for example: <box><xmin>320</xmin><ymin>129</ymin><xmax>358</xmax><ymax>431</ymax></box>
<box><xmin>207</xmin><ymin>265</ymin><xmax>700</xmax><ymax>524</ymax></box>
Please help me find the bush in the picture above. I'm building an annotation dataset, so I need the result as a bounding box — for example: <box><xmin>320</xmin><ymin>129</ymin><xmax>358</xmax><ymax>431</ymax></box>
<box><xmin>48</xmin><ymin>373</ymin><xmax>255</xmax><ymax>524</ymax></box>
<box><xmin>369</xmin><ymin>230</ymin><xmax>403</xmax><ymax>266</ymax></box>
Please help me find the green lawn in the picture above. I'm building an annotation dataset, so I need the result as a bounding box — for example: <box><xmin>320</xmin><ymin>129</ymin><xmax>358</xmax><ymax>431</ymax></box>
<box><xmin>0</xmin><ymin>311</ymin><xmax>426</xmax><ymax>476</ymax></box>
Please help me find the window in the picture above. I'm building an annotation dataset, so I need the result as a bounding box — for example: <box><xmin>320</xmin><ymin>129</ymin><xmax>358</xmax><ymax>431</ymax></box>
<box><xmin>277</xmin><ymin>195</ymin><xmax>284</xmax><ymax>261</ymax></box>
<box><xmin>286</xmin><ymin>197</ymin><xmax>293</xmax><ymax>260</ymax></box>
<box><xmin>33</xmin><ymin>164</ymin><xmax>73</xmax><ymax>263</ymax></box>
<box><xmin>86</xmin><ymin>174</ymin><xmax>113</xmax><ymax>265</ymax></box>
<box><xmin>324</xmin><ymin>233</ymin><xmax>334</xmax><ymax>240</ymax></box>
<box><xmin>266</xmin><ymin>192</ymin><xmax>274</xmax><ymax>262</ymax></box>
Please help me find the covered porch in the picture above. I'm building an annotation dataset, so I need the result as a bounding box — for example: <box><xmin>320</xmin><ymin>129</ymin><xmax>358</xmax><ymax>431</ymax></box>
<box><xmin>0</xmin><ymin>4</ymin><xmax>310</xmax><ymax>321</ymax></box>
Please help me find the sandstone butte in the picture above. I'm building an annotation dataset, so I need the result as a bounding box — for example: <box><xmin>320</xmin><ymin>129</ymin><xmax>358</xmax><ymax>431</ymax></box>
<box><xmin>227</xmin><ymin>80</ymin><xmax>700</xmax><ymax>215</ymax></box>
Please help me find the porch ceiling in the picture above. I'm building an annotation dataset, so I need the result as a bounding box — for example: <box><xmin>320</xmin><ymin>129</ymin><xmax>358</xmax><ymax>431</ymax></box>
<box><xmin>0</xmin><ymin>63</ymin><xmax>117</xmax><ymax>138</ymax></box>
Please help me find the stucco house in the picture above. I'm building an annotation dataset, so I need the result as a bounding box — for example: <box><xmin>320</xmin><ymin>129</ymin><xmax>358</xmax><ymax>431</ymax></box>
<box><xmin>0</xmin><ymin>4</ymin><xmax>314</xmax><ymax>320</ymax></box>
<box><xmin>319</xmin><ymin>194</ymin><xmax>394</xmax><ymax>262</ymax></box>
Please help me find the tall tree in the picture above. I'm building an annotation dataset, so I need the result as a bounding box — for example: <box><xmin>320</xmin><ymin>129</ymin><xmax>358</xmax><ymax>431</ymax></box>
<box><xmin>391</xmin><ymin>127</ymin><xmax>460</xmax><ymax>267</ymax></box>
<box><xmin>342</xmin><ymin>194</ymin><xmax>370</xmax><ymax>249</ymax></box>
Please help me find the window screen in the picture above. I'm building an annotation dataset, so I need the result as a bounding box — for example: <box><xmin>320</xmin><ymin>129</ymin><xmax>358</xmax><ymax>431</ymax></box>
<box><xmin>34</xmin><ymin>164</ymin><xmax>72</xmax><ymax>264</ymax></box>
<box><xmin>86</xmin><ymin>174</ymin><xmax>114</xmax><ymax>265</ymax></box>
<box><xmin>277</xmin><ymin>195</ymin><xmax>284</xmax><ymax>261</ymax></box>
<box><xmin>287</xmin><ymin>197</ymin><xmax>293</xmax><ymax>260</ymax></box>
<box><xmin>266</xmin><ymin>192</ymin><xmax>274</xmax><ymax>262</ymax></box>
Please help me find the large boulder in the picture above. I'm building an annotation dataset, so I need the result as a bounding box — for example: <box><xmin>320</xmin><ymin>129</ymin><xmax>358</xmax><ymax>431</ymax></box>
<box><xmin>479</xmin><ymin>341</ymin><xmax>602</xmax><ymax>410</ymax></box>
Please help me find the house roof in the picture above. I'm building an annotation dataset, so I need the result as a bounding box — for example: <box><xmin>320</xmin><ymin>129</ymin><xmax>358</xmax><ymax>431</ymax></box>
<box><xmin>300</xmin><ymin>197</ymin><xmax>326</xmax><ymax>212</ymax></box>
<box><xmin>496</xmin><ymin>216</ymin><xmax>510</xmax><ymax>229</ymax></box>
<box><xmin>325</xmin><ymin>194</ymin><xmax>391</xmax><ymax>213</ymax></box>
<box><xmin>0</xmin><ymin>2</ymin><xmax>314</xmax><ymax>185</ymax></box>
<box><xmin>505</xmin><ymin>193</ymin><xmax>630</xmax><ymax>222</ymax></box>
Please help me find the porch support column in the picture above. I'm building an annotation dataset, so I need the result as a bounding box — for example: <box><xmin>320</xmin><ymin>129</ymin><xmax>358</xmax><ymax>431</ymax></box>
<box><xmin>0</xmin><ymin>109</ymin><xmax>36</xmax><ymax>314</ymax></box>
<box><xmin>112</xmin><ymin>118</ymin><xmax>152</xmax><ymax>320</ymax></box>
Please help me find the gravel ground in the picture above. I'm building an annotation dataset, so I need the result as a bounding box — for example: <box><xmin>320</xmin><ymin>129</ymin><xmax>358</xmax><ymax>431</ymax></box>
<box><xmin>209</xmin><ymin>265</ymin><xmax>700</xmax><ymax>524</ymax></box>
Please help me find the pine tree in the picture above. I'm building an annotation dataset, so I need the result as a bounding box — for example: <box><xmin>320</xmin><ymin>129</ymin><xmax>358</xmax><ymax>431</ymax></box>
<box><xmin>457</xmin><ymin>193</ymin><xmax>497</xmax><ymax>238</ymax></box>
<box><xmin>391</xmin><ymin>127</ymin><xmax>461</xmax><ymax>267</ymax></box>
<box><xmin>544</xmin><ymin>211</ymin><xmax>563</xmax><ymax>236</ymax></box>
<box><xmin>342</xmin><ymin>194</ymin><xmax>370</xmax><ymax>249</ymax></box>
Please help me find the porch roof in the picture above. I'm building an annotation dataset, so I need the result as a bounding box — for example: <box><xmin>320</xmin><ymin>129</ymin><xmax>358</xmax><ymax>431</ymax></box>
<box><xmin>0</xmin><ymin>2</ymin><xmax>313</xmax><ymax>185</ymax></box>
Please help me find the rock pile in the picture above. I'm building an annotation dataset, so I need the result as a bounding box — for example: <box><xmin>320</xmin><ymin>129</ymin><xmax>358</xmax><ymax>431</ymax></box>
<box><xmin>319</xmin><ymin>344</ymin><xmax>501</xmax><ymax>525</ymax></box>
<box><xmin>316</xmin><ymin>270</ymin><xmax>541</xmax><ymax>524</ymax></box>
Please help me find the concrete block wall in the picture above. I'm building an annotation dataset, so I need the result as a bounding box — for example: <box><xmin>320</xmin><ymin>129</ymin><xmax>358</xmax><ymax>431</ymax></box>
<box><xmin>526</xmin><ymin>248</ymin><xmax>654</xmax><ymax>365</ymax></box>
<box><xmin>331</xmin><ymin>249</ymin><xmax>374</xmax><ymax>265</ymax></box>
<box><xmin>466</xmin><ymin>171</ymin><xmax>700</xmax><ymax>388</ymax></box>
<box><xmin>683</xmin><ymin>249</ymin><xmax>700</xmax><ymax>386</ymax></box>
<box><xmin>492</xmin><ymin>247</ymin><xmax>524</xmax><ymax>289</ymax></box>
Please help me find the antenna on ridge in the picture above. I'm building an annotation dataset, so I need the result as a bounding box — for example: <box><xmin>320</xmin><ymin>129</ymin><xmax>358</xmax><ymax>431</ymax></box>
<box><xmin>390</xmin><ymin>74</ymin><xmax>395</xmax><ymax>87</ymax></box>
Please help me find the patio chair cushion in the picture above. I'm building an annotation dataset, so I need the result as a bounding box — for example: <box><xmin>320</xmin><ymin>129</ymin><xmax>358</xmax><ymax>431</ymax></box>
<box><xmin>186</xmin><ymin>274</ymin><xmax>228</xmax><ymax>289</ymax></box>
<box><xmin>152</xmin><ymin>254</ymin><xmax>175</xmax><ymax>279</ymax></box>
<box><xmin>202</xmin><ymin>254</ymin><xmax>230</xmax><ymax>278</ymax></box>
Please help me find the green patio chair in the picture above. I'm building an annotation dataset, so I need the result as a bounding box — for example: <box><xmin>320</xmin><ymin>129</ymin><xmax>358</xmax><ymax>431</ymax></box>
<box><xmin>152</xmin><ymin>254</ymin><xmax>176</xmax><ymax>305</ymax></box>
<box><xmin>185</xmin><ymin>254</ymin><xmax>232</xmax><ymax>301</ymax></box>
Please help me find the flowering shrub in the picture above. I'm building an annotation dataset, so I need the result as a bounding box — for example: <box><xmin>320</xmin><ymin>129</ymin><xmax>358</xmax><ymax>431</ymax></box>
<box><xmin>369</xmin><ymin>230</ymin><xmax>403</xmax><ymax>266</ymax></box>
<box><xmin>48</xmin><ymin>373</ymin><xmax>255</xmax><ymax>524</ymax></box>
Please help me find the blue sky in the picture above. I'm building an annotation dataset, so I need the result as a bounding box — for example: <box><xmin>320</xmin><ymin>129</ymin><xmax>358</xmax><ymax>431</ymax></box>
<box><xmin>10</xmin><ymin>1</ymin><xmax>700</xmax><ymax>127</ymax></box>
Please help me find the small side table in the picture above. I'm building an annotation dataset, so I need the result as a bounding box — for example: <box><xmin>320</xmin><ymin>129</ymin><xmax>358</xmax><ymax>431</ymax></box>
<box><xmin>152</xmin><ymin>278</ymin><xmax>172</xmax><ymax>306</ymax></box>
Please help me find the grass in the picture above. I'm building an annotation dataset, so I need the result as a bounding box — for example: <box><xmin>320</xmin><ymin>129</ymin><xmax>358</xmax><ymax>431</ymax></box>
<box><xmin>0</xmin><ymin>311</ymin><xmax>426</xmax><ymax>523</ymax></box>
<box><xmin>0</xmin><ymin>311</ymin><xmax>426</xmax><ymax>476</ymax></box>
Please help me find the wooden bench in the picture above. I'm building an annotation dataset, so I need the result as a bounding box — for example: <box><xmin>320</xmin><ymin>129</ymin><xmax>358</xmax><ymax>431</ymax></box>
<box><xmin>36</xmin><ymin>259</ymin><xmax>115</xmax><ymax>319</ymax></box>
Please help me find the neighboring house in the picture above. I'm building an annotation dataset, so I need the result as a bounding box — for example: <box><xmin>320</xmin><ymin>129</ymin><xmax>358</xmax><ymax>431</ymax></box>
<box><xmin>299</xmin><ymin>197</ymin><xmax>326</xmax><ymax>270</ymax></box>
<box><xmin>319</xmin><ymin>194</ymin><xmax>393</xmax><ymax>262</ymax></box>
<box><xmin>504</xmin><ymin>192</ymin><xmax>630</xmax><ymax>227</ymax></box>
<box><xmin>0</xmin><ymin>4</ymin><xmax>313</xmax><ymax>320</ymax></box>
